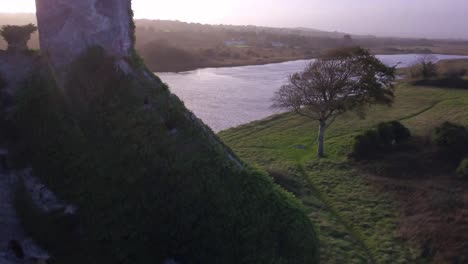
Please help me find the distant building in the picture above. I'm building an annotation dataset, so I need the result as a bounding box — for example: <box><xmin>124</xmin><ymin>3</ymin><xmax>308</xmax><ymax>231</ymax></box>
<box><xmin>271</xmin><ymin>42</ymin><xmax>287</xmax><ymax>48</ymax></box>
<box><xmin>224</xmin><ymin>40</ymin><xmax>248</xmax><ymax>47</ymax></box>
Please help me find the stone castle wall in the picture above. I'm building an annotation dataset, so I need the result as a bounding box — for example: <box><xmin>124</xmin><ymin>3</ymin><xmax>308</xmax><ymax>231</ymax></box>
<box><xmin>35</xmin><ymin>0</ymin><xmax>133</xmax><ymax>68</ymax></box>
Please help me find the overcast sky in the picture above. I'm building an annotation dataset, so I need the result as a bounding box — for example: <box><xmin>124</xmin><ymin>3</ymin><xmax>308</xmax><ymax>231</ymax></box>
<box><xmin>2</xmin><ymin>0</ymin><xmax>468</xmax><ymax>39</ymax></box>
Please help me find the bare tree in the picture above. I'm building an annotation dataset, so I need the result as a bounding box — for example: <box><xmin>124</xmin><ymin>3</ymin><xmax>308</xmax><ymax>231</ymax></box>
<box><xmin>272</xmin><ymin>47</ymin><xmax>395</xmax><ymax>157</ymax></box>
<box><xmin>409</xmin><ymin>54</ymin><xmax>438</xmax><ymax>79</ymax></box>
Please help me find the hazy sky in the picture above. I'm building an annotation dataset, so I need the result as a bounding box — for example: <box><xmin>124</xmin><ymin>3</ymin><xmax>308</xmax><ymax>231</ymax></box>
<box><xmin>2</xmin><ymin>0</ymin><xmax>468</xmax><ymax>39</ymax></box>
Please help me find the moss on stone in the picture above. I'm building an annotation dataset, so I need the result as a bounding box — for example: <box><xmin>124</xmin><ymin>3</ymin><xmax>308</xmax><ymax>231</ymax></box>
<box><xmin>9</xmin><ymin>47</ymin><xmax>319</xmax><ymax>264</ymax></box>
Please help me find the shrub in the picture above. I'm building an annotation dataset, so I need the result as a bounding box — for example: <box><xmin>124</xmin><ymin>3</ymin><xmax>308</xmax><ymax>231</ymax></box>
<box><xmin>350</xmin><ymin>130</ymin><xmax>381</xmax><ymax>160</ymax></box>
<box><xmin>457</xmin><ymin>158</ymin><xmax>468</xmax><ymax>179</ymax></box>
<box><xmin>444</xmin><ymin>67</ymin><xmax>467</xmax><ymax>79</ymax></box>
<box><xmin>376</xmin><ymin>121</ymin><xmax>411</xmax><ymax>146</ymax></box>
<box><xmin>387</xmin><ymin>121</ymin><xmax>411</xmax><ymax>143</ymax></box>
<box><xmin>408</xmin><ymin>55</ymin><xmax>438</xmax><ymax>80</ymax></box>
<box><xmin>0</xmin><ymin>24</ymin><xmax>37</xmax><ymax>45</ymax></box>
<box><xmin>351</xmin><ymin>121</ymin><xmax>411</xmax><ymax>160</ymax></box>
<box><xmin>434</xmin><ymin>122</ymin><xmax>468</xmax><ymax>160</ymax></box>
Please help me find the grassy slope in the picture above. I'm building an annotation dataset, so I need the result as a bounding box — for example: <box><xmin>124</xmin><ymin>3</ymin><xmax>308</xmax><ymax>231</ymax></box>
<box><xmin>220</xmin><ymin>85</ymin><xmax>468</xmax><ymax>263</ymax></box>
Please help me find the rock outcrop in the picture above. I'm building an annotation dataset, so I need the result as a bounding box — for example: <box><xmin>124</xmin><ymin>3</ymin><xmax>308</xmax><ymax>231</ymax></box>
<box><xmin>35</xmin><ymin>0</ymin><xmax>133</xmax><ymax>68</ymax></box>
<box><xmin>0</xmin><ymin>158</ymin><xmax>49</xmax><ymax>264</ymax></box>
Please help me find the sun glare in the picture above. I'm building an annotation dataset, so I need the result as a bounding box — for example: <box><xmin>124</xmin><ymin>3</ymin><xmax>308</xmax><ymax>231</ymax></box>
<box><xmin>0</xmin><ymin>0</ymin><xmax>234</xmax><ymax>23</ymax></box>
<box><xmin>131</xmin><ymin>0</ymin><xmax>236</xmax><ymax>23</ymax></box>
<box><xmin>1</xmin><ymin>0</ymin><xmax>36</xmax><ymax>13</ymax></box>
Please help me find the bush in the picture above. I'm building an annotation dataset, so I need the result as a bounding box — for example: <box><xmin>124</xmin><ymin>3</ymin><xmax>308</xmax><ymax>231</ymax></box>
<box><xmin>408</xmin><ymin>55</ymin><xmax>438</xmax><ymax>80</ymax></box>
<box><xmin>378</xmin><ymin>121</ymin><xmax>411</xmax><ymax>144</ymax></box>
<box><xmin>350</xmin><ymin>121</ymin><xmax>411</xmax><ymax>160</ymax></box>
<box><xmin>0</xmin><ymin>24</ymin><xmax>37</xmax><ymax>44</ymax></box>
<box><xmin>434</xmin><ymin>122</ymin><xmax>468</xmax><ymax>160</ymax></box>
<box><xmin>457</xmin><ymin>158</ymin><xmax>468</xmax><ymax>179</ymax></box>
<box><xmin>350</xmin><ymin>130</ymin><xmax>382</xmax><ymax>160</ymax></box>
<box><xmin>444</xmin><ymin>67</ymin><xmax>467</xmax><ymax>79</ymax></box>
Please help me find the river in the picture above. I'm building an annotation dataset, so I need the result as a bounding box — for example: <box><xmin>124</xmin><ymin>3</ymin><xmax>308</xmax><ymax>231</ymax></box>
<box><xmin>157</xmin><ymin>54</ymin><xmax>468</xmax><ymax>132</ymax></box>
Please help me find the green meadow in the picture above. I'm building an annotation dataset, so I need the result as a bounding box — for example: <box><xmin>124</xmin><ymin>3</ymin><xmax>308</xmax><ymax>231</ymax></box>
<box><xmin>220</xmin><ymin>84</ymin><xmax>468</xmax><ymax>263</ymax></box>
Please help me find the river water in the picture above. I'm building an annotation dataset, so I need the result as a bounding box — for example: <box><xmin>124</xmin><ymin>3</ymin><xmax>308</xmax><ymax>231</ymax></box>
<box><xmin>157</xmin><ymin>54</ymin><xmax>468</xmax><ymax>132</ymax></box>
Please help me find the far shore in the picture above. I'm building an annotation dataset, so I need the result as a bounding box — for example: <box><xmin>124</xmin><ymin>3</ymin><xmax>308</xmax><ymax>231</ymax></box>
<box><xmin>152</xmin><ymin>55</ymin><xmax>316</xmax><ymax>73</ymax></box>
<box><xmin>155</xmin><ymin>52</ymin><xmax>468</xmax><ymax>74</ymax></box>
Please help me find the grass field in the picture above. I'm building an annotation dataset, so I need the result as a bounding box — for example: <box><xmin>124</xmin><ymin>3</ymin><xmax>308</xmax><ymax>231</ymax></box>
<box><xmin>219</xmin><ymin>84</ymin><xmax>468</xmax><ymax>263</ymax></box>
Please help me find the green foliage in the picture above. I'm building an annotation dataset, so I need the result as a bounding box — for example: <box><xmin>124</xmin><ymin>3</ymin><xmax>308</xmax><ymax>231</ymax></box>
<box><xmin>350</xmin><ymin>130</ymin><xmax>382</xmax><ymax>160</ymax></box>
<box><xmin>412</xmin><ymin>77</ymin><xmax>468</xmax><ymax>90</ymax></box>
<box><xmin>0</xmin><ymin>24</ymin><xmax>37</xmax><ymax>44</ymax></box>
<box><xmin>350</xmin><ymin>121</ymin><xmax>411</xmax><ymax>160</ymax></box>
<box><xmin>9</xmin><ymin>48</ymin><xmax>318</xmax><ymax>264</ymax></box>
<box><xmin>443</xmin><ymin>67</ymin><xmax>467</xmax><ymax>79</ymax></box>
<box><xmin>273</xmin><ymin>47</ymin><xmax>396</xmax><ymax>120</ymax></box>
<box><xmin>408</xmin><ymin>55</ymin><xmax>438</xmax><ymax>80</ymax></box>
<box><xmin>456</xmin><ymin>158</ymin><xmax>468</xmax><ymax>179</ymax></box>
<box><xmin>433</xmin><ymin>122</ymin><xmax>468</xmax><ymax>160</ymax></box>
<box><xmin>410</xmin><ymin>58</ymin><xmax>468</xmax><ymax>89</ymax></box>
<box><xmin>272</xmin><ymin>47</ymin><xmax>395</xmax><ymax>157</ymax></box>
<box><xmin>377</xmin><ymin>121</ymin><xmax>411</xmax><ymax>144</ymax></box>
<box><xmin>421</xmin><ymin>61</ymin><xmax>437</xmax><ymax>79</ymax></box>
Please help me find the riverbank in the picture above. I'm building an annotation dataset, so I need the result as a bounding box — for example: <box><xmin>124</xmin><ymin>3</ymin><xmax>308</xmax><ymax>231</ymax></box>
<box><xmin>154</xmin><ymin>52</ymin><xmax>468</xmax><ymax>73</ymax></box>
<box><xmin>158</xmin><ymin>54</ymin><xmax>468</xmax><ymax>132</ymax></box>
<box><xmin>146</xmin><ymin>48</ymin><xmax>318</xmax><ymax>73</ymax></box>
<box><xmin>154</xmin><ymin>55</ymin><xmax>315</xmax><ymax>73</ymax></box>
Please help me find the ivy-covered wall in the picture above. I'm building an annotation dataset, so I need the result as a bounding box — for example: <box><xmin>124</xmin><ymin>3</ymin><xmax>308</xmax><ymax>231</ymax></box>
<box><xmin>9</xmin><ymin>47</ymin><xmax>319</xmax><ymax>264</ymax></box>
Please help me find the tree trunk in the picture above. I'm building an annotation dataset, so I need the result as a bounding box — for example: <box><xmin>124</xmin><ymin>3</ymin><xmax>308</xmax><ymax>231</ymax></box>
<box><xmin>317</xmin><ymin>120</ymin><xmax>326</xmax><ymax>158</ymax></box>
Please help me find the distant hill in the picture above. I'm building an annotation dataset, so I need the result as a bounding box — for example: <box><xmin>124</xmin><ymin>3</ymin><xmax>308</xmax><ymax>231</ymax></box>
<box><xmin>134</xmin><ymin>19</ymin><xmax>360</xmax><ymax>39</ymax></box>
<box><xmin>2</xmin><ymin>13</ymin><xmax>468</xmax><ymax>72</ymax></box>
<box><xmin>0</xmin><ymin>13</ymin><xmax>360</xmax><ymax>49</ymax></box>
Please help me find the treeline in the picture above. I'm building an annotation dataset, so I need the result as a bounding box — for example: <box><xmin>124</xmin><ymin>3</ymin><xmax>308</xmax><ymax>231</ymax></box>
<box><xmin>405</xmin><ymin>56</ymin><xmax>468</xmax><ymax>89</ymax></box>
